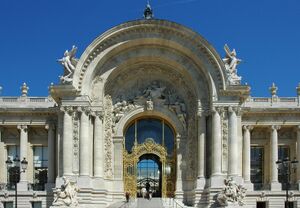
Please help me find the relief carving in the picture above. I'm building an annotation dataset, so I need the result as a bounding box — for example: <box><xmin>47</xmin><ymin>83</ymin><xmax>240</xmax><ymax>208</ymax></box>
<box><xmin>104</xmin><ymin>95</ymin><xmax>113</xmax><ymax>178</ymax></box>
<box><xmin>221</xmin><ymin>108</ymin><xmax>228</xmax><ymax>173</ymax></box>
<box><xmin>111</xmin><ymin>81</ymin><xmax>188</xmax><ymax>130</ymax></box>
<box><xmin>72</xmin><ymin>110</ymin><xmax>79</xmax><ymax>173</ymax></box>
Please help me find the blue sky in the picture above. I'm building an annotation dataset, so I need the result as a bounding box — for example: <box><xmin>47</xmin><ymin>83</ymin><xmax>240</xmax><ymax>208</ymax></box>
<box><xmin>0</xmin><ymin>0</ymin><xmax>299</xmax><ymax>97</ymax></box>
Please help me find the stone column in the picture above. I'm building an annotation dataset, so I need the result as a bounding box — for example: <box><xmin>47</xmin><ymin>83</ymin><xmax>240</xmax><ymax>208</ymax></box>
<box><xmin>270</xmin><ymin>125</ymin><xmax>281</xmax><ymax>190</ymax></box>
<box><xmin>211</xmin><ymin>107</ymin><xmax>223</xmax><ymax>187</ymax></box>
<box><xmin>79</xmin><ymin>107</ymin><xmax>90</xmax><ymax>176</ymax></box>
<box><xmin>228</xmin><ymin>107</ymin><xmax>238</xmax><ymax>176</ymax></box>
<box><xmin>94</xmin><ymin>111</ymin><xmax>104</xmax><ymax>178</ymax></box>
<box><xmin>176</xmin><ymin>133</ymin><xmax>183</xmax><ymax>192</ymax></box>
<box><xmin>296</xmin><ymin>126</ymin><xmax>300</xmax><ymax>190</ymax></box>
<box><xmin>197</xmin><ymin>111</ymin><xmax>206</xmax><ymax>189</ymax></box>
<box><xmin>46</xmin><ymin>124</ymin><xmax>55</xmax><ymax>184</ymax></box>
<box><xmin>18</xmin><ymin>125</ymin><xmax>28</xmax><ymax>190</ymax></box>
<box><xmin>62</xmin><ymin>107</ymin><xmax>73</xmax><ymax>176</ymax></box>
<box><xmin>243</xmin><ymin>125</ymin><xmax>253</xmax><ymax>190</ymax></box>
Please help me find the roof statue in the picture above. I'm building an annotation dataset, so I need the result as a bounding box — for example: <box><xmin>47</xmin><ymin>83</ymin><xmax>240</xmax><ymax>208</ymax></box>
<box><xmin>144</xmin><ymin>0</ymin><xmax>154</xmax><ymax>20</ymax></box>
<box><xmin>223</xmin><ymin>44</ymin><xmax>242</xmax><ymax>85</ymax></box>
<box><xmin>57</xmin><ymin>45</ymin><xmax>78</xmax><ymax>84</ymax></box>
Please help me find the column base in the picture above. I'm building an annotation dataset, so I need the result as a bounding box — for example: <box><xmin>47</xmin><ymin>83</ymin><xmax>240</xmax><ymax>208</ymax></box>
<box><xmin>243</xmin><ymin>181</ymin><xmax>254</xmax><ymax>191</ymax></box>
<box><xmin>196</xmin><ymin>177</ymin><xmax>206</xmax><ymax>190</ymax></box>
<box><xmin>77</xmin><ymin>176</ymin><xmax>92</xmax><ymax>188</ymax></box>
<box><xmin>270</xmin><ymin>182</ymin><xmax>281</xmax><ymax>191</ymax></box>
<box><xmin>17</xmin><ymin>181</ymin><xmax>28</xmax><ymax>191</ymax></box>
<box><xmin>210</xmin><ymin>175</ymin><xmax>225</xmax><ymax>188</ymax></box>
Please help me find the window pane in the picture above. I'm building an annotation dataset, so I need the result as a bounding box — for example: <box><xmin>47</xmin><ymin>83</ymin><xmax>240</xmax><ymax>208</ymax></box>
<box><xmin>4</xmin><ymin>202</ymin><xmax>13</xmax><ymax>208</ymax></box>
<box><xmin>137</xmin><ymin>119</ymin><xmax>162</xmax><ymax>144</ymax></box>
<box><xmin>251</xmin><ymin>147</ymin><xmax>264</xmax><ymax>190</ymax></box>
<box><xmin>278</xmin><ymin>146</ymin><xmax>290</xmax><ymax>187</ymax></box>
<box><xmin>125</xmin><ymin>124</ymin><xmax>135</xmax><ymax>153</ymax></box>
<box><xmin>32</xmin><ymin>202</ymin><xmax>42</xmax><ymax>208</ymax></box>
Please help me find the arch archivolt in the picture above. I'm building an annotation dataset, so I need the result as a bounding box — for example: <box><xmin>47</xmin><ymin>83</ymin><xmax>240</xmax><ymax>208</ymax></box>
<box><xmin>76</xmin><ymin>20</ymin><xmax>226</xmax><ymax>98</ymax></box>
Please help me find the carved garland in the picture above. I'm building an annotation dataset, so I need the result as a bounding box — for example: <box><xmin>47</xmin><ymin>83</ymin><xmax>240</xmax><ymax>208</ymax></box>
<box><xmin>104</xmin><ymin>95</ymin><xmax>113</xmax><ymax>178</ymax></box>
<box><xmin>221</xmin><ymin>108</ymin><xmax>228</xmax><ymax>173</ymax></box>
<box><xmin>73</xmin><ymin>111</ymin><xmax>80</xmax><ymax>174</ymax></box>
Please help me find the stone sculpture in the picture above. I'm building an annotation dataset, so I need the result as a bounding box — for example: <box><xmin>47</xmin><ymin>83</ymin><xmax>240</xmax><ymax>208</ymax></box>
<box><xmin>51</xmin><ymin>177</ymin><xmax>80</xmax><ymax>208</ymax></box>
<box><xmin>58</xmin><ymin>45</ymin><xmax>78</xmax><ymax>84</ymax></box>
<box><xmin>223</xmin><ymin>44</ymin><xmax>242</xmax><ymax>85</ymax></box>
<box><xmin>217</xmin><ymin>177</ymin><xmax>246</xmax><ymax>207</ymax></box>
<box><xmin>111</xmin><ymin>82</ymin><xmax>187</xmax><ymax>128</ymax></box>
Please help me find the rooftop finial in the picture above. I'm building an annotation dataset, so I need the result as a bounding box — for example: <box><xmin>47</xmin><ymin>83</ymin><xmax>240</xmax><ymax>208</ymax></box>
<box><xmin>144</xmin><ymin>0</ymin><xmax>154</xmax><ymax>20</ymax></box>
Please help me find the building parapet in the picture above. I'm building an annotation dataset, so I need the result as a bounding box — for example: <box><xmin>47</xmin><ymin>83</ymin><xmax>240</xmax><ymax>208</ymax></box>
<box><xmin>0</xmin><ymin>96</ymin><xmax>56</xmax><ymax>109</ymax></box>
<box><xmin>244</xmin><ymin>96</ymin><xmax>300</xmax><ymax>108</ymax></box>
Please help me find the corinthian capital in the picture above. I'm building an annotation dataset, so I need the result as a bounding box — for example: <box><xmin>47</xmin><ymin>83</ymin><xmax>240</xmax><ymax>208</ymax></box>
<box><xmin>78</xmin><ymin>106</ymin><xmax>91</xmax><ymax>116</ymax></box>
<box><xmin>211</xmin><ymin>106</ymin><xmax>224</xmax><ymax>115</ymax></box>
<box><xmin>17</xmin><ymin>125</ymin><xmax>28</xmax><ymax>131</ymax></box>
<box><xmin>95</xmin><ymin>111</ymin><xmax>104</xmax><ymax>120</ymax></box>
<box><xmin>271</xmin><ymin>125</ymin><xmax>281</xmax><ymax>131</ymax></box>
<box><xmin>60</xmin><ymin>106</ymin><xmax>74</xmax><ymax>115</ymax></box>
<box><xmin>243</xmin><ymin>125</ymin><xmax>254</xmax><ymax>131</ymax></box>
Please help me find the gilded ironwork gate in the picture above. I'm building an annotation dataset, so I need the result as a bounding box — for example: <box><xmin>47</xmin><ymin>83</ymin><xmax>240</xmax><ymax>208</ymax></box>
<box><xmin>123</xmin><ymin>138</ymin><xmax>176</xmax><ymax>198</ymax></box>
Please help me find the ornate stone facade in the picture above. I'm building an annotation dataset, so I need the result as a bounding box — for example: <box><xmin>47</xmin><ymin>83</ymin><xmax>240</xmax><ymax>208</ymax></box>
<box><xmin>0</xmin><ymin>18</ymin><xmax>300</xmax><ymax>208</ymax></box>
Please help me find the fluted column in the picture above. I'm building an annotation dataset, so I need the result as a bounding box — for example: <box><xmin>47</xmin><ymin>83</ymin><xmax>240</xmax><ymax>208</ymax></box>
<box><xmin>176</xmin><ymin>133</ymin><xmax>183</xmax><ymax>192</ymax></box>
<box><xmin>18</xmin><ymin>125</ymin><xmax>28</xmax><ymax>190</ymax></box>
<box><xmin>296</xmin><ymin>126</ymin><xmax>300</xmax><ymax>189</ymax></box>
<box><xmin>228</xmin><ymin>107</ymin><xmax>238</xmax><ymax>176</ymax></box>
<box><xmin>211</xmin><ymin>107</ymin><xmax>222</xmax><ymax>175</ymax></box>
<box><xmin>94</xmin><ymin>111</ymin><xmax>104</xmax><ymax>178</ymax></box>
<box><xmin>243</xmin><ymin>125</ymin><xmax>253</xmax><ymax>190</ymax></box>
<box><xmin>62</xmin><ymin>106</ymin><xmax>73</xmax><ymax>176</ymax></box>
<box><xmin>79</xmin><ymin>107</ymin><xmax>90</xmax><ymax>176</ymax></box>
<box><xmin>46</xmin><ymin>124</ymin><xmax>55</xmax><ymax>183</ymax></box>
<box><xmin>270</xmin><ymin>125</ymin><xmax>281</xmax><ymax>190</ymax></box>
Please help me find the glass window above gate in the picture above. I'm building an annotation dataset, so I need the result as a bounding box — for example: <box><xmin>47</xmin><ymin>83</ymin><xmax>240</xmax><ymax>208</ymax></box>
<box><xmin>125</xmin><ymin>118</ymin><xmax>175</xmax><ymax>155</ymax></box>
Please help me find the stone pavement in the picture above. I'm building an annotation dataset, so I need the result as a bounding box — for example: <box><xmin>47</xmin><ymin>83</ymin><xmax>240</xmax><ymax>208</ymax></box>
<box><xmin>107</xmin><ymin>198</ymin><xmax>165</xmax><ymax>208</ymax></box>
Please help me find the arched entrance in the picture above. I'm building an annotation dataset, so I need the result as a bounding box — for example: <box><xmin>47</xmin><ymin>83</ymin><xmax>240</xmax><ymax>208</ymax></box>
<box><xmin>137</xmin><ymin>154</ymin><xmax>162</xmax><ymax>197</ymax></box>
<box><xmin>123</xmin><ymin>118</ymin><xmax>176</xmax><ymax>198</ymax></box>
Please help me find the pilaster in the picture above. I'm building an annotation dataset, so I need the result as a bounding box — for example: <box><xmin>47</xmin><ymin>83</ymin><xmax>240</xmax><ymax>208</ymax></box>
<box><xmin>94</xmin><ymin>111</ymin><xmax>104</xmax><ymax>178</ymax></box>
<box><xmin>0</xmin><ymin>127</ymin><xmax>4</xmax><ymax>183</ymax></box>
<box><xmin>78</xmin><ymin>107</ymin><xmax>91</xmax><ymax>176</ymax></box>
<box><xmin>228</xmin><ymin>106</ymin><xmax>238</xmax><ymax>177</ymax></box>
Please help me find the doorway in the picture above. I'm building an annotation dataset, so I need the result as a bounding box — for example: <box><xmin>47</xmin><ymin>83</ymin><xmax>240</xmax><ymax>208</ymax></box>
<box><xmin>137</xmin><ymin>154</ymin><xmax>162</xmax><ymax>197</ymax></box>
